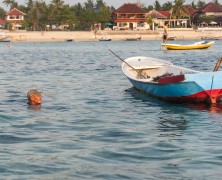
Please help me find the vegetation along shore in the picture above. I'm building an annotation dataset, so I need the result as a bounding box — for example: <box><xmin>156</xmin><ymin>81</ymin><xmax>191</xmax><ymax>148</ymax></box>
<box><xmin>0</xmin><ymin>0</ymin><xmax>221</xmax><ymax>42</ymax></box>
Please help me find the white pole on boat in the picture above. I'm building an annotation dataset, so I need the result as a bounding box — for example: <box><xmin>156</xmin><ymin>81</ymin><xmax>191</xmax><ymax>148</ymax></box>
<box><xmin>109</xmin><ymin>49</ymin><xmax>146</xmax><ymax>78</ymax></box>
<box><xmin>210</xmin><ymin>57</ymin><xmax>222</xmax><ymax>103</ymax></box>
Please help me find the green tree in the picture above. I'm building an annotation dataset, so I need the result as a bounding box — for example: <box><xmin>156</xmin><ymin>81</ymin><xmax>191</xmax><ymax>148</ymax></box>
<box><xmin>154</xmin><ymin>0</ymin><xmax>162</xmax><ymax>10</ymax></box>
<box><xmin>196</xmin><ymin>0</ymin><xmax>206</xmax><ymax>9</ymax></box>
<box><xmin>83</xmin><ymin>0</ymin><xmax>96</xmax><ymax>29</ymax></box>
<box><xmin>0</xmin><ymin>7</ymin><xmax>6</xmax><ymax>18</ymax></box>
<box><xmin>172</xmin><ymin>0</ymin><xmax>187</xmax><ymax>19</ymax></box>
<box><xmin>144</xmin><ymin>5</ymin><xmax>154</xmax><ymax>11</ymax></box>
<box><xmin>95</xmin><ymin>0</ymin><xmax>110</xmax><ymax>29</ymax></box>
<box><xmin>3</xmin><ymin>0</ymin><xmax>18</xmax><ymax>9</ymax></box>
<box><xmin>162</xmin><ymin>1</ymin><xmax>173</xmax><ymax>11</ymax></box>
<box><xmin>212</xmin><ymin>0</ymin><xmax>220</xmax><ymax>5</ymax></box>
<box><xmin>199</xmin><ymin>15</ymin><xmax>214</xmax><ymax>24</ymax></box>
<box><xmin>146</xmin><ymin>16</ymin><xmax>153</xmax><ymax>30</ymax></box>
<box><xmin>50</xmin><ymin>0</ymin><xmax>65</xmax><ymax>28</ymax></box>
<box><xmin>84</xmin><ymin>0</ymin><xmax>94</xmax><ymax>11</ymax></box>
<box><xmin>191</xmin><ymin>1</ymin><xmax>197</xmax><ymax>9</ymax></box>
<box><xmin>26</xmin><ymin>0</ymin><xmax>48</xmax><ymax>31</ymax></box>
<box><xmin>58</xmin><ymin>5</ymin><xmax>76</xmax><ymax>30</ymax></box>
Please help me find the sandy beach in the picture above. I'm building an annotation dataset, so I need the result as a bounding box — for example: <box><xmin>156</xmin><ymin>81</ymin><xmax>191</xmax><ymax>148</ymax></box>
<box><xmin>1</xmin><ymin>28</ymin><xmax>222</xmax><ymax>42</ymax></box>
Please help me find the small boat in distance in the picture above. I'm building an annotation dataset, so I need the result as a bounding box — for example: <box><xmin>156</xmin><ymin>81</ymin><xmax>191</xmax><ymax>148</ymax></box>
<box><xmin>98</xmin><ymin>35</ymin><xmax>111</xmax><ymax>41</ymax></box>
<box><xmin>162</xmin><ymin>41</ymin><xmax>214</xmax><ymax>50</ymax></box>
<box><xmin>201</xmin><ymin>36</ymin><xmax>220</xmax><ymax>40</ymax></box>
<box><xmin>0</xmin><ymin>36</ymin><xmax>12</xmax><ymax>42</ymax></box>
<box><xmin>120</xmin><ymin>55</ymin><xmax>222</xmax><ymax>104</ymax></box>
<box><xmin>125</xmin><ymin>35</ymin><xmax>141</xmax><ymax>41</ymax></box>
<box><xmin>167</xmin><ymin>36</ymin><xmax>175</xmax><ymax>41</ymax></box>
<box><xmin>64</xmin><ymin>38</ymin><xmax>73</xmax><ymax>42</ymax></box>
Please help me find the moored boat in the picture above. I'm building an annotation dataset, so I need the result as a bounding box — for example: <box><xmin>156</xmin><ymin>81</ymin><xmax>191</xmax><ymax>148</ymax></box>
<box><xmin>201</xmin><ymin>36</ymin><xmax>220</xmax><ymax>40</ymax></box>
<box><xmin>98</xmin><ymin>37</ymin><xmax>111</xmax><ymax>41</ymax></box>
<box><xmin>65</xmin><ymin>38</ymin><xmax>73</xmax><ymax>42</ymax></box>
<box><xmin>125</xmin><ymin>35</ymin><xmax>141</xmax><ymax>41</ymax></box>
<box><xmin>121</xmin><ymin>56</ymin><xmax>222</xmax><ymax>104</ymax></box>
<box><xmin>162</xmin><ymin>41</ymin><xmax>214</xmax><ymax>50</ymax></box>
<box><xmin>0</xmin><ymin>36</ymin><xmax>12</xmax><ymax>42</ymax></box>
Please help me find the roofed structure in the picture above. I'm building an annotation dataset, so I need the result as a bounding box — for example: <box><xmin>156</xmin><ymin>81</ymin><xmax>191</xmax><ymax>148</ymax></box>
<box><xmin>197</xmin><ymin>2</ymin><xmax>222</xmax><ymax>13</ymax></box>
<box><xmin>192</xmin><ymin>2</ymin><xmax>222</xmax><ymax>26</ymax></box>
<box><xmin>5</xmin><ymin>8</ymin><xmax>26</xmax><ymax>30</ymax></box>
<box><xmin>112</xmin><ymin>3</ymin><xmax>148</xmax><ymax>30</ymax></box>
<box><xmin>158</xmin><ymin>11</ymin><xmax>170</xmax><ymax>18</ymax></box>
<box><xmin>6</xmin><ymin>8</ymin><xmax>26</xmax><ymax>16</ymax></box>
<box><xmin>183</xmin><ymin>5</ymin><xmax>197</xmax><ymax>15</ymax></box>
<box><xmin>147</xmin><ymin>10</ymin><xmax>168</xmax><ymax>19</ymax></box>
<box><xmin>114</xmin><ymin>3</ymin><xmax>146</xmax><ymax>14</ymax></box>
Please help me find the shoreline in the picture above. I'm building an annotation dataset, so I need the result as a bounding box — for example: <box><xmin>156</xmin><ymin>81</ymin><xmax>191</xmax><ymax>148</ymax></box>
<box><xmin>1</xmin><ymin>28</ymin><xmax>222</xmax><ymax>42</ymax></box>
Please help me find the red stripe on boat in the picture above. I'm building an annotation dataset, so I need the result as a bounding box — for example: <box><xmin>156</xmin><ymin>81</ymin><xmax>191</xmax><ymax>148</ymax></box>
<box><xmin>161</xmin><ymin>89</ymin><xmax>222</xmax><ymax>103</ymax></box>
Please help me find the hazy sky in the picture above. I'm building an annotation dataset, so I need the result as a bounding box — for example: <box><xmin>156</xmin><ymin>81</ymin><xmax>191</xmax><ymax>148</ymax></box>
<box><xmin>0</xmin><ymin>0</ymin><xmax>212</xmax><ymax>9</ymax></box>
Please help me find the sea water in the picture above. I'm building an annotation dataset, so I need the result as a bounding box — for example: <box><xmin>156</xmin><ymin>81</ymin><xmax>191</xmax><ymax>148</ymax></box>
<box><xmin>0</xmin><ymin>40</ymin><xmax>222</xmax><ymax>179</ymax></box>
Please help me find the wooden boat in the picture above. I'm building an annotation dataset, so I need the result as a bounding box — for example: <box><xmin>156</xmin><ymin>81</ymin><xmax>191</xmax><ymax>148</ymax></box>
<box><xmin>201</xmin><ymin>36</ymin><xmax>220</xmax><ymax>40</ymax></box>
<box><xmin>125</xmin><ymin>35</ymin><xmax>141</xmax><ymax>41</ymax></box>
<box><xmin>0</xmin><ymin>36</ymin><xmax>12</xmax><ymax>42</ymax></box>
<box><xmin>98</xmin><ymin>37</ymin><xmax>111</xmax><ymax>41</ymax></box>
<box><xmin>162</xmin><ymin>41</ymin><xmax>214</xmax><ymax>50</ymax></box>
<box><xmin>167</xmin><ymin>36</ymin><xmax>175</xmax><ymax>41</ymax></box>
<box><xmin>64</xmin><ymin>38</ymin><xmax>73</xmax><ymax>42</ymax></box>
<box><xmin>121</xmin><ymin>56</ymin><xmax>222</xmax><ymax>104</ymax></box>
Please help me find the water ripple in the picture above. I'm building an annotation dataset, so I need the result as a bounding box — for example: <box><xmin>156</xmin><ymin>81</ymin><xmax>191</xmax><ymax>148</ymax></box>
<box><xmin>0</xmin><ymin>40</ymin><xmax>222</xmax><ymax>179</ymax></box>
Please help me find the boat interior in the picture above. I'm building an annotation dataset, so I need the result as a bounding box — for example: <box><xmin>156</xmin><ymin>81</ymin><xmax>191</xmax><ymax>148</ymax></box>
<box><xmin>124</xmin><ymin>60</ymin><xmax>199</xmax><ymax>83</ymax></box>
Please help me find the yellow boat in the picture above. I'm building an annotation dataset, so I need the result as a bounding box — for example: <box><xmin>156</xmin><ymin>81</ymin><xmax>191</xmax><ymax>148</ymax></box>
<box><xmin>162</xmin><ymin>41</ymin><xmax>214</xmax><ymax>50</ymax></box>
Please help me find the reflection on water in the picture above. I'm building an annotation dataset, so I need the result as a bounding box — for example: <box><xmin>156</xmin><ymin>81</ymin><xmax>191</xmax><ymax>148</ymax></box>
<box><xmin>1</xmin><ymin>41</ymin><xmax>222</xmax><ymax>179</ymax></box>
<box><xmin>125</xmin><ymin>87</ymin><xmax>189</xmax><ymax>137</ymax></box>
<box><xmin>184</xmin><ymin>103</ymin><xmax>222</xmax><ymax>114</ymax></box>
<box><xmin>28</xmin><ymin>105</ymin><xmax>42</xmax><ymax>111</ymax></box>
<box><xmin>125</xmin><ymin>87</ymin><xmax>222</xmax><ymax>114</ymax></box>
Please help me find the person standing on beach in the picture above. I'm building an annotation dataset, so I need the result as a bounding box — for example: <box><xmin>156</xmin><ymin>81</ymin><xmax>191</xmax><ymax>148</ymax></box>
<box><xmin>163</xmin><ymin>23</ymin><xmax>169</xmax><ymax>44</ymax></box>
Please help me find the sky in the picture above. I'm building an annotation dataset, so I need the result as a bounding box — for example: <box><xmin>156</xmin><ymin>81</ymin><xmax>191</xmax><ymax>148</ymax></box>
<box><xmin>0</xmin><ymin>0</ymin><xmax>213</xmax><ymax>10</ymax></box>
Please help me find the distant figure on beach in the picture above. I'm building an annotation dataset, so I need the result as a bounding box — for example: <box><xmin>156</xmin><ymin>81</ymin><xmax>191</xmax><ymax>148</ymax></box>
<box><xmin>27</xmin><ymin>89</ymin><xmax>42</xmax><ymax>105</ymax></box>
<box><xmin>163</xmin><ymin>22</ymin><xmax>169</xmax><ymax>44</ymax></box>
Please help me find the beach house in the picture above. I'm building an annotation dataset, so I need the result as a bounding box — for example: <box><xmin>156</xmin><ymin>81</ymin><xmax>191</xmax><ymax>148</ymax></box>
<box><xmin>147</xmin><ymin>7</ymin><xmax>194</xmax><ymax>29</ymax></box>
<box><xmin>146</xmin><ymin>10</ymin><xmax>169</xmax><ymax>29</ymax></box>
<box><xmin>111</xmin><ymin>3</ymin><xmax>149</xmax><ymax>30</ymax></box>
<box><xmin>5</xmin><ymin>8</ymin><xmax>26</xmax><ymax>30</ymax></box>
<box><xmin>192</xmin><ymin>2</ymin><xmax>222</xmax><ymax>27</ymax></box>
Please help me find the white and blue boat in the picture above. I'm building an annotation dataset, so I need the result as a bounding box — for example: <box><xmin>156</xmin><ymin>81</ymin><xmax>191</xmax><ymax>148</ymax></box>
<box><xmin>122</xmin><ymin>56</ymin><xmax>222</xmax><ymax>104</ymax></box>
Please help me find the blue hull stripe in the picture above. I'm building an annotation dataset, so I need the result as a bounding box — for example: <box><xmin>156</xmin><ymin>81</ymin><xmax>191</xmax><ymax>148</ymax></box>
<box><xmin>128</xmin><ymin>71</ymin><xmax>222</xmax><ymax>98</ymax></box>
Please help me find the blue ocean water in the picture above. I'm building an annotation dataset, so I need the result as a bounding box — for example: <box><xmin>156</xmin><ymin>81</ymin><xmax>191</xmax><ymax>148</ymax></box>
<box><xmin>1</xmin><ymin>39</ymin><xmax>222</xmax><ymax>179</ymax></box>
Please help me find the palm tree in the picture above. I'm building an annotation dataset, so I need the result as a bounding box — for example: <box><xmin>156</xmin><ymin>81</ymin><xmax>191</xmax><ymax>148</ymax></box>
<box><xmin>26</xmin><ymin>1</ymin><xmax>48</xmax><ymax>31</ymax></box>
<box><xmin>172</xmin><ymin>0</ymin><xmax>187</xmax><ymax>19</ymax></box>
<box><xmin>50</xmin><ymin>0</ymin><xmax>65</xmax><ymax>28</ymax></box>
<box><xmin>51</xmin><ymin>0</ymin><xmax>64</xmax><ymax>10</ymax></box>
<box><xmin>3</xmin><ymin>0</ymin><xmax>18</xmax><ymax>9</ymax></box>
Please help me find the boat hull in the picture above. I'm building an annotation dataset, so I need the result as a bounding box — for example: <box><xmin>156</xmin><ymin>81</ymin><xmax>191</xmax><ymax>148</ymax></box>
<box><xmin>0</xmin><ymin>36</ymin><xmax>12</xmax><ymax>42</ymax></box>
<box><xmin>127</xmin><ymin>71</ymin><xmax>222</xmax><ymax>103</ymax></box>
<box><xmin>99</xmin><ymin>39</ymin><xmax>111</xmax><ymax>41</ymax></box>
<box><xmin>164</xmin><ymin>41</ymin><xmax>214</xmax><ymax>50</ymax></box>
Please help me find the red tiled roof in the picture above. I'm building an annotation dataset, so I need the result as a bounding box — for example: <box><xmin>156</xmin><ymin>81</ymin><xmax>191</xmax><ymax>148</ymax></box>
<box><xmin>6</xmin><ymin>8</ymin><xmax>26</xmax><ymax>16</ymax></box>
<box><xmin>183</xmin><ymin>5</ymin><xmax>197</xmax><ymax>15</ymax></box>
<box><xmin>114</xmin><ymin>3</ymin><xmax>146</xmax><ymax>14</ymax></box>
<box><xmin>147</xmin><ymin>10</ymin><xmax>167</xmax><ymax>19</ymax></box>
<box><xmin>198</xmin><ymin>2</ymin><xmax>222</xmax><ymax>12</ymax></box>
<box><xmin>158</xmin><ymin>11</ymin><xmax>170</xmax><ymax>18</ymax></box>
